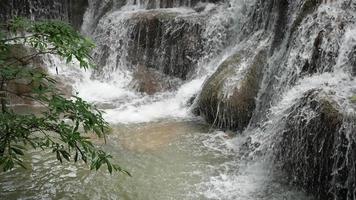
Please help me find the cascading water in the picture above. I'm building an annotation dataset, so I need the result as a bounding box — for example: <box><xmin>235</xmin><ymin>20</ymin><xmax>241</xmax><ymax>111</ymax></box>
<box><xmin>1</xmin><ymin>0</ymin><xmax>356</xmax><ymax>199</ymax></box>
<box><xmin>59</xmin><ymin>0</ymin><xmax>242</xmax><ymax>124</ymax></box>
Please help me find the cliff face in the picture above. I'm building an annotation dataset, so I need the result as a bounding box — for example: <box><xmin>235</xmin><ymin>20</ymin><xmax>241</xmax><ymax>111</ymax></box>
<box><xmin>0</xmin><ymin>0</ymin><xmax>88</xmax><ymax>29</ymax></box>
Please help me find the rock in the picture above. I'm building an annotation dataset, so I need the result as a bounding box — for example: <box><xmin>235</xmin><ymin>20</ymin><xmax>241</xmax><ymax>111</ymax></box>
<box><xmin>276</xmin><ymin>90</ymin><xmax>356</xmax><ymax>200</ymax></box>
<box><xmin>3</xmin><ymin>45</ymin><xmax>72</xmax><ymax>104</ymax></box>
<box><xmin>196</xmin><ymin>50</ymin><xmax>267</xmax><ymax>131</ymax></box>
<box><xmin>131</xmin><ymin>0</ymin><xmax>223</xmax><ymax>9</ymax></box>
<box><xmin>130</xmin><ymin>64</ymin><xmax>181</xmax><ymax>95</ymax></box>
<box><xmin>349</xmin><ymin>46</ymin><xmax>356</xmax><ymax>76</ymax></box>
<box><xmin>290</xmin><ymin>0</ymin><xmax>322</xmax><ymax>37</ymax></box>
<box><xmin>3</xmin><ymin>45</ymin><xmax>46</xmax><ymax>104</ymax></box>
<box><xmin>270</xmin><ymin>0</ymin><xmax>289</xmax><ymax>52</ymax></box>
<box><xmin>69</xmin><ymin>0</ymin><xmax>89</xmax><ymax>30</ymax></box>
<box><xmin>127</xmin><ymin>10</ymin><xmax>204</xmax><ymax>80</ymax></box>
<box><xmin>301</xmin><ymin>30</ymin><xmax>324</xmax><ymax>74</ymax></box>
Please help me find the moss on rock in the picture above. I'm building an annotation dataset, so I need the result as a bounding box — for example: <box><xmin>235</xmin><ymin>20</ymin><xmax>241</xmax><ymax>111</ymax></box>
<box><xmin>197</xmin><ymin>50</ymin><xmax>267</xmax><ymax>131</ymax></box>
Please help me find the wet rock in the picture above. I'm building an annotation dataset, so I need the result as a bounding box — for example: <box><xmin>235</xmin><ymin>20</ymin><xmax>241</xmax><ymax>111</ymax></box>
<box><xmin>3</xmin><ymin>45</ymin><xmax>45</xmax><ymax>104</ymax></box>
<box><xmin>349</xmin><ymin>46</ymin><xmax>356</xmax><ymax>76</ymax></box>
<box><xmin>301</xmin><ymin>30</ymin><xmax>324</xmax><ymax>74</ymax></box>
<box><xmin>289</xmin><ymin>0</ymin><xmax>322</xmax><ymax>37</ymax></box>
<box><xmin>270</xmin><ymin>0</ymin><xmax>289</xmax><ymax>52</ymax></box>
<box><xmin>131</xmin><ymin>0</ymin><xmax>223</xmax><ymax>9</ymax></box>
<box><xmin>197</xmin><ymin>50</ymin><xmax>267</xmax><ymax>131</ymax></box>
<box><xmin>3</xmin><ymin>45</ymin><xmax>72</xmax><ymax>104</ymax></box>
<box><xmin>130</xmin><ymin>64</ymin><xmax>181</xmax><ymax>95</ymax></box>
<box><xmin>239</xmin><ymin>136</ymin><xmax>261</xmax><ymax>159</ymax></box>
<box><xmin>68</xmin><ymin>0</ymin><xmax>89</xmax><ymax>30</ymax></box>
<box><xmin>127</xmin><ymin>10</ymin><xmax>204</xmax><ymax>80</ymax></box>
<box><xmin>187</xmin><ymin>94</ymin><xmax>197</xmax><ymax>107</ymax></box>
<box><xmin>276</xmin><ymin>90</ymin><xmax>356</xmax><ymax>200</ymax></box>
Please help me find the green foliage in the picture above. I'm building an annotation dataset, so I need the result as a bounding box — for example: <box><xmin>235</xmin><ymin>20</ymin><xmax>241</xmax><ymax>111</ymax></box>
<box><xmin>1</xmin><ymin>17</ymin><xmax>94</xmax><ymax>68</ymax></box>
<box><xmin>0</xmin><ymin>18</ymin><xmax>130</xmax><ymax>176</ymax></box>
<box><xmin>350</xmin><ymin>95</ymin><xmax>356</xmax><ymax>104</ymax></box>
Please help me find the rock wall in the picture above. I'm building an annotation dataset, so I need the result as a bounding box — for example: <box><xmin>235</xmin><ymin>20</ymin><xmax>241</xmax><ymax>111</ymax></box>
<box><xmin>0</xmin><ymin>0</ymin><xmax>88</xmax><ymax>29</ymax></box>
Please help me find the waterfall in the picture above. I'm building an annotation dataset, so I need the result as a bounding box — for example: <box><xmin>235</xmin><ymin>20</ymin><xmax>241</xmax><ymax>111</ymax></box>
<box><xmin>0</xmin><ymin>0</ymin><xmax>88</xmax><ymax>29</ymax></box>
<box><xmin>49</xmin><ymin>0</ymin><xmax>248</xmax><ymax>124</ymax></box>
<box><xmin>49</xmin><ymin>0</ymin><xmax>356</xmax><ymax>198</ymax></box>
<box><xmin>2</xmin><ymin>0</ymin><xmax>355</xmax><ymax>199</ymax></box>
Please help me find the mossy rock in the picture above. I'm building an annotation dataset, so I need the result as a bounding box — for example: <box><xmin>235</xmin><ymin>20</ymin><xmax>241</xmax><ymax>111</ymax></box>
<box><xmin>276</xmin><ymin>89</ymin><xmax>356</xmax><ymax>200</ymax></box>
<box><xmin>197</xmin><ymin>50</ymin><xmax>267</xmax><ymax>131</ymax></box>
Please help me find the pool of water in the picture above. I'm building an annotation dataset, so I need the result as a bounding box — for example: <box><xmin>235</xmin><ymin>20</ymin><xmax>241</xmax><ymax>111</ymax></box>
<box><xmin>0</xmin><ymin>120</ymin><xmax>313</xmax><ymax>200</ymax></box>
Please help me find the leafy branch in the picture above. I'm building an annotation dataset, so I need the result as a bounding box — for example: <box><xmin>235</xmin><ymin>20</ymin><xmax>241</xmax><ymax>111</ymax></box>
<box><xmin>0</xmin><ymin>18</ymin><xmax>130</xmax><ymax>176</ymax></box>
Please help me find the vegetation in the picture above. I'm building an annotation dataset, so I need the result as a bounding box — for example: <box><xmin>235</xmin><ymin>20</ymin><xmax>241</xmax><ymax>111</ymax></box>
<box><xmin>350</xmin><ymin>95</ymin><xmax>356</xmax><ymax>104</ymax></box>
<box><xmin>0</xmin><ymin>18</ymin><xmax>129</xmax><ymax>175</ymax></box>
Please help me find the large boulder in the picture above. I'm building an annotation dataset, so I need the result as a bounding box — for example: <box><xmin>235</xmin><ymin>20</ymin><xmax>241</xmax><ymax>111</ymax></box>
<box><xmin>127</xmin><ymin>10</ymin><xmax>204</xmax><ymax>80</ymax></box>
<box><xmin>196</xmin><ymin>50</ymin><xmax>267</xmax><ymax>131</ymax></box>
<box><xmin>276</xmin><ymin>90</ymin><xmax>356</xmax><ymax>200</ymax></box>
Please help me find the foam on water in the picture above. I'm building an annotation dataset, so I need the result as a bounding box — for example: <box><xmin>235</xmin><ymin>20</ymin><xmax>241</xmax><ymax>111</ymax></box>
<box><xmin>103</xmin><ymin>78</ymin><xmax>206</xmax><ymax>123</ymax></box>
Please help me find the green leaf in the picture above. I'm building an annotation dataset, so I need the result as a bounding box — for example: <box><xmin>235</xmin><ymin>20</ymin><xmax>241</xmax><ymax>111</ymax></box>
<box><xmin>74</xmin><ymin>151</ymin><xmax>79</xmax><ymax>162</ymax></box>
<box><xmin>11</xmin><ymin>147</ymin><xmax>24</xmax><ymax>156</ymax></box>
<box><xmin>60</xmin><ymin>150</ymin><xmax>70</xmax><ymax>162</ymax></box>
<box><xmin>56</xmin><ymin>151</ymin><xmax>63</xmax><ymax>163</ymax></box>
<box><xmin>106</xmin><ymin>159</ymin><xmax>113</xmax><ymax>174</ymax></box>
